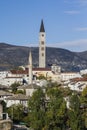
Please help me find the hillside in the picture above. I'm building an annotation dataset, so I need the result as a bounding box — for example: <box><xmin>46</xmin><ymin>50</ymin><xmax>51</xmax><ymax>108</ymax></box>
<box><xmin>0</xmin><ymin>43</ymin><xmax>87</xmax><ymax>72</ymax></box>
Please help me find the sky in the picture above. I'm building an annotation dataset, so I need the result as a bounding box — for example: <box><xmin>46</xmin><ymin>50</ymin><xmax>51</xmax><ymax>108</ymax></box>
<box><xmin>0</xmin><ymin>0</ymin><xmax>87</xmax><ymax>52</ymax></box>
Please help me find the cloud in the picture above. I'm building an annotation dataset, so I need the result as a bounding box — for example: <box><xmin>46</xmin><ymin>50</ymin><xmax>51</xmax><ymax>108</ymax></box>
<box><xmin>48</xmin><ymin>39</ymin><xmax>87</xmax><ymax>52</ymax></box>
<box><xmin>22</xmin><ymin>39</ymin><xmax>87</xmax><ymax>52</ymax></box>
<box><xmin>75</xmin><ymin>27</ymin><xmax>87</xmax><ymax>31</ymax></box>
<box><xmin>64</xmin><ymin>10</ymin><xmax>80</xmax><ymax>14</ymax></box>
<box><xmin>64</xmin><ymin>0</ymin><xmax>87</xmax><ymax>7</ymax></box>
<box><xmin>79</xmin><ymin>0</ymin><xmax>87</xmax><ymax>6</ymax></box>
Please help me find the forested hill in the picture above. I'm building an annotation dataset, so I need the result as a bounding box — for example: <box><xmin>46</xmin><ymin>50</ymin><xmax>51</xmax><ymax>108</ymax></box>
<box><xmin>0</xmin><ymin>42</ymin><xmax>87</xmax><ymax>72</ymax></box>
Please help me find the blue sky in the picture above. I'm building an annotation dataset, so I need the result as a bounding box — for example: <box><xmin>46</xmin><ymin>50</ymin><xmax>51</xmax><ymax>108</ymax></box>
<box><xmin>0</xmin><ymin>0</ymin><xmax>87</xmax><ymax>52</ymax></box>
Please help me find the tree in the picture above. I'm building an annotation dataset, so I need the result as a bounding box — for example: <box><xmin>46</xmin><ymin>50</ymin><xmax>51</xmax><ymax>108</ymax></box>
<box><xmin>80</xmin><ymin>87</ymin><xmax>87</xmax><ymax>129</ymax></box>
<box><xmin>68</xmin><ymin>93</ymin><xmax>85</xmax><ymax>130</ymax></box>
<box><xmin>37</xmin><ymin>75</ymin><xmax>47</xmax><ymax>80</ymax></box>
<box><xmin>45</xmin><ymin>87</ymin><xmax>67</xmax><ymax>130</ymax></box>
<box><xmin>16</xmin><ymin>89</ymin><xmax>25</xmax><ymax>94</ymax></box>
<box><xmin>7</xmin><ymin>104</ymin><xmax>24</xmax><ymax>122</ymax></box>
<box><xmin>10</xmin><ymin>82</ymin><xmax>20</xmax><ymax>94</ymax></box>
<box><xmin>0</xmin><ymin>100</ymin><xmax>6</xmax><ymax>112</ymax></box>
<box><xmin>82</xmin><ymin>86</ymin><xmax>87</xmax><ymax>98</ymax></box>
<box><xmin>28</xmin><ymin>88</ymin><xmax>46</xmax><ymax>130</ymax></box>
<box><xmin>61</xmin><ymin>87</ymin><xmax>72</xmax><ymax>97</ymax></box>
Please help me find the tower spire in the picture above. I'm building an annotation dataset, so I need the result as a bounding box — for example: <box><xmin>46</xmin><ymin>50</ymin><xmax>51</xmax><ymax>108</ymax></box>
<box><xmin>40</xmin><ymin>19</ymin><xmax>45</xmax><ymax>32</ymax></box>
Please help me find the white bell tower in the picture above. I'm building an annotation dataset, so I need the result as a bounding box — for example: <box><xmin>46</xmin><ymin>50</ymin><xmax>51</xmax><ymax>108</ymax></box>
<box><xmin>28</xmin><ymin>50</ymin><xmax>32</xmax><ymax>84</ymax></box>
<box><xmin>39</xmin><ymin>20</ymin><xmax>46</xmax><ymax>68</ymax></box>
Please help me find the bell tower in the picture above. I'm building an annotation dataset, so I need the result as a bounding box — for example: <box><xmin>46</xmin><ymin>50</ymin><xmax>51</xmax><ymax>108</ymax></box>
<box><xmin>28</xmin><ymin>50</ymin><xmax>32</xmax><ymax>84</ymax></box>
<box><xmin>39</xmin><ymin>20</ymin><xmax>46</xmax><ymax>68</ymax></box>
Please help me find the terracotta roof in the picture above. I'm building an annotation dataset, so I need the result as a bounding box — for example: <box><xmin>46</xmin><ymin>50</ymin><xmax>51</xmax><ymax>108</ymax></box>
<box><xmin>71</xmin><ymin>77</ymin><xmax>87</xmax><ymax>82</ymax></box>
<box><xmin>10</xmin><ymin>68</ymin><xmax>51</xmax><ymax>74</ymax></box>
<box><xmin>62</xmin><ymin>72</ymin><xmax>79</xmax><ymax>74</ymax></box>
<box><xmin>10</xmin><ymin>70</ymin><xmax>28</xmax><ymax>74</ymax></box>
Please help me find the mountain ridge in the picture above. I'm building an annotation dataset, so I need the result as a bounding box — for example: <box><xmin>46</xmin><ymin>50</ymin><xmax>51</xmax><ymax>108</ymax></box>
<box><xmin>0</xmin><ymin>42</ymin><xmax>87</xmax><ymax>72</ymax></box>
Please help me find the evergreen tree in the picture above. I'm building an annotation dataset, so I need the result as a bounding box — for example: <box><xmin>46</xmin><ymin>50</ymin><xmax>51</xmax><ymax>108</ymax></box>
<box><xmin>28</xmin><ymin>88</ymin><xmax>46</xmax><ymax>130</ymax></box>
<box><xmin>68</xmin><ymin>93</ymin><xmax>85</xmax><ymax>130</ymax></box>
<box><xmin>7</xmin><ymin>104</ymin><xmax>24</xmax><ymax>122</ymax></box>
<box><xmin>45</xmin><ymin>88</ymin><xmax>67</xmax><ymax>130</ymax></box>
<box><xmin>80</xmin><ymin>87</ymin><xmax>87</xmax><ymax>129</ymax></box>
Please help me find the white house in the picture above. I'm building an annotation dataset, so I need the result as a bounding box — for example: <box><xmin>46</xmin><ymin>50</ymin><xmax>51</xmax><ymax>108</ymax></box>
<box><xmin>5</xmin><ymin>94</ymin><xmax>29</xmax><ymax>107</ymax></box>
<box><xmin>64</xmin><ymin>77</ymin><xmax>87</xmax><ymax>91</ymax></box>
<box><xmin>61</xmin><ymin>72</ymin><xmax>81</xmax><ymax>81</ymax></box>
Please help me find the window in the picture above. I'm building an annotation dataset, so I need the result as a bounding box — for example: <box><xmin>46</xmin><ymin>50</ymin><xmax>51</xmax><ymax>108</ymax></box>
<box><xmin>41</xmin><ymin>41</ymin><xmax>44</xmax><ymax>45</ymax></box>
<box><xmin>41</xmin><ymin>47</ymin><xmax>44</xmax><ymax>50</ymax></box>
<box><xmin>42</xmin><ymin>34</ymin><xmax>44</xmax><ymax>37</ymax></box>
<box><xmin>42</xmin><ymin>53</ymin><xmax>44</xmax><ymax>56</ymax></box>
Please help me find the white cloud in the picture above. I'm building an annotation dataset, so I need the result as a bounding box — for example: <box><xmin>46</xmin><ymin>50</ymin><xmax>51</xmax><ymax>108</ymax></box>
<box><xmin>64</xmin><ymin>0</ymin><xmax>87</xmax><ymax>6</ymax></box>
<box><xmin>75</xmin><ymin>27</ymin><xmax>87</xmax><ymax>31</ymax></box>
<box><xmin>48</xmin><ymin>39</ymin><xmax>87</xmax><ymax>52</ymax></box>
<box><xmin>64</xmin><ymin>10</ymin><xmax>80</xmax><ymax>14</ymax></box>
<box><xmin>79</xmin><ymin>0</ymin><xmax>87</xmax><ymax>6</ymax></box>
<box><xmin>22</xmin><ymin>39</ymin><xmax>87</xmax><ymax>52</ymax></box>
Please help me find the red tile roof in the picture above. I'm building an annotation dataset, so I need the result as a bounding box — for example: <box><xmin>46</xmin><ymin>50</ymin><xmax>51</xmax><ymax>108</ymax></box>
<box><xmin>11</xmin><ymin>68</ymin><xmax>51</xmax><ymax>74</ymax></box>
<box><xmin>71</xmin><ymin>77</ymin><xmax>87</xmax><ymax>82</ymax></box>
<box><xmin>10</xmin><ymin>70</ymin><xmax>28</xmax><ymax>74</ymax></box>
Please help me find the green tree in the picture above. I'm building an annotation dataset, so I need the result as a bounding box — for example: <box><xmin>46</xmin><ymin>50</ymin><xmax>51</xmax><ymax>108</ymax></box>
<box><xmin>28</xmin><ymin>88</ymin><xmax>46</xmax><ymax>130</ymax></box>
<box><xmin>10</xmin><ymin>82</ymin><xmax>20</xmax><ymax>94</ymax></box>
<box><xmin>16</xmin><ymin>89</ymin><xmax>25</xmax><ymax>94</ymax></box>
<box><xmin>7</xmin><ymin>104</ymin><xmax>24</xmax><ymax>122</ymax></box>
<box><xmin>61</xmin><ymin>87</ymin><xmax>72</xmax><ymax>97</ymax></box>
<box><xmin>82</xmin><ymin>86</ymin><xmax>87</xmax><ymax>99</ymax></box>
<box><xmin>0</xmin><ymin>100</ymin><xmax>7</xmax><ymax>112</ymax></box>
<box><xmin>37</xmin><ymin>75</ymin><xmax>47</xmax><ymax>80</ymax></box>
<box><xmin>80</xmin><ymin>87</ymin><xmax>87</xmax><ymax>129</ymax></box>
<box><xmin>45</xmin><ymin>88</ymin><xmax>67</xmax><ymax>130</ymax></box>
<box><xmin>68</xmin><ymin>93</ymin><xmax>85</xmax><ymax>130</ymax></box>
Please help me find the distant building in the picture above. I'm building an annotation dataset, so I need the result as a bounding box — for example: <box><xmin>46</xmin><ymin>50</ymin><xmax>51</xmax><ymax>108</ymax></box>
<box><xmin>51</xmin><ymin>64</ymin><xmax>61</xmax><ymax>74</ymax></box>
<box><xmin>61</xmin><ymin>72</ymin><xmax>81</xmax><ymax>81</ymax></box>
<box><xmin>5</xmin><ymin>94</ymin><xmax>28</xmax><ymax>107</ymax></box>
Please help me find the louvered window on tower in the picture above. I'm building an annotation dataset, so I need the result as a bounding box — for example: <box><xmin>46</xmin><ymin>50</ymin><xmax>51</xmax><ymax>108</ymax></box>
<box><xmin>41</xmin><ymin>47</ymin><xmax>44</xmax><ymax>50</ymax></box>
<box><xmin>41</xmin><ymin>41</ymin><xmax>44</xmax><ymax>45</ymax></box>
<box><xmin>42</xmin><ymin>53</ymin><xmax>44</xmax><ymax>56</ymax></box>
